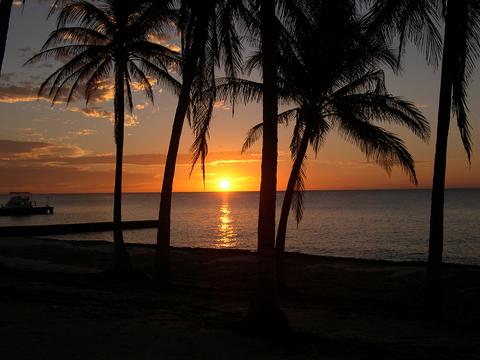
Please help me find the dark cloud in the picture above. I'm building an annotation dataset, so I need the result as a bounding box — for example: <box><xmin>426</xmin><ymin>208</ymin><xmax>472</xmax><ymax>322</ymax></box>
<box><xmin>0</xmin><ymin>83</ymin><xmax>48</xmax><ymax>103</ymax></box>
<box><xmin>0</xmin><ymin>139</ymin><xmax>50</xmax><ymax>157</ymax></box>
<box><xmin>0</xmin><ymin>164</ymin><xmax>155</xmax><ymax>193</ymax></box>
<box><xmin>0</xmin><ymin>139</ymin><xmax>86</xmax><ymax>160</ymax></box>
<box><xmin>0</xmin><ymin>139</ymin><xmax>260</xmax><ymax>166</ymax></box>
<box><xmin>0</xmin><ymin>78</ymin><xmax>113</xmax><ymax>104</ymax></box>
<box><xmin>0</xmin><ymin>139</ymin><xmax>265</xmax><ymax>192</ymax></box>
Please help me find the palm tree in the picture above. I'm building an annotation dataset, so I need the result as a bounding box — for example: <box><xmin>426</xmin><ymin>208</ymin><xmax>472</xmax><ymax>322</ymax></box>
<box><xmin>226</xmin><ymin>0</ymin><xmax>429</xmax><ymax>284</ymax></box>
<box><xmin>274</xmin><ymin>1</ymin><xmax>431</xmax><ymax>284</ymax></box>
<box><xmin>428</xmin><ymin>0</ymin><xmax>480</xmax><ymax>315</ymax></box>
<box><xmin>27</xmin><ymin>0</ymin><xmax>180</xmax><ymax>272</ymax></box>
<box><xmin>237</xmin><ymin>0</ymin><xmax>313</xmax><ymax>331</ymax></box>
<box><xmin>366</xmin><ymin>0</ymin><xmax>480</xmax><ymax>316</ymax></box>
<box><xmin>363</xmin><ymin>0</ymin><xmax>442</xmax><ymax>66</ymax></box>
<box><xmin>154</xmin><ymin>0</ymin><xmax>243</xmax><ymax>284</ymax></box>
<box><xmin>241</xmin><ymin>0</ymin><xmax>287</xmax><ymax>330</ymax></box>
<box><xmin>0</xmin><ymin>0</ymin><xmax>14</xmax><ymax>76</ymax></box>
<box><xmin>190</xmin><ymin>0</ymin><xmax>303</xmax><ymax>330</ymax></box>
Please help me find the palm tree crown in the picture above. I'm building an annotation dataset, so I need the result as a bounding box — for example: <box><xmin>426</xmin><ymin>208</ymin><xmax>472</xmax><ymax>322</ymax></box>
<box><xmin>28</xmin><ymin>0</ymin><xmax>180</xmax><ymax>112</ymax></box>
<box><xmin>27</xmin><ymin>0</ymin><xmax>180</xmax><ymax>271</ymax></box>
<box><xmin>155</xmin><ymin>0</ymin><xmax>244</xmax><ymax>283</ymax></box>
<box><xmin>208</xmin><ymin>0</ymin><xmax>430</xmax><ymax>283</ymax></box>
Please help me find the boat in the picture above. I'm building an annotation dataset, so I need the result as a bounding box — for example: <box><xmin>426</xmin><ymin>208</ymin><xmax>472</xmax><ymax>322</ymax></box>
<box><xmin>0</xmin><ymin>192</ymin><xmax>54</xmax><ymax>216</ymax></box>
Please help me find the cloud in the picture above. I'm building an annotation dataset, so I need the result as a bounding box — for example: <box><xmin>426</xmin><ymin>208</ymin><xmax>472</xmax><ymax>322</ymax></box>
<box><xmin>0</xmin><ymin>139</ymin><xmax>261</xmax><ymax>167</ymax></box>
<box><xmin>0</xmin><ymin>139</ymin><xmax>87</xmax><ymax>161</ymax></box>
<box><xmin>131</xmin><ymin>77</ymin><xmax>158</xmax><ymax>92</ymax></box>
<box><xmin>70</xmin><ymin>129</ymin><xmax>97</xmax><ymax>136</ymax></box>
<box><xmin>0</xmin><ymin>69</ymin><xmax>115</xmax><ymax>103</ymax></box>
<box><xmin>88</xmin><ymin>79</ymin><xmax>114</xmax><ymax>102</ymax></box>
<box><xmin>0</xmin><ymin>139</ymin><xmax>267</xmax><ymax>192</ymax></box>
<box><xmin>0</xmin><ymin>139</ymin><xmax>49</xmax><ymax>158</ymax></box>
<box><xmin>0</xmin><ymin>76</ymin><xmax>153</xmax><ymax>105</ymax></box>
<box><xmin>148</xmin><ymin>34</ymin><xmax>181</xmax><ymax>53</ymax></box>
<box><xmin>70</xmin><ymin>106</ymin><xmax>139</xmax><ymax>127</ymax></box>
<box><xmin>213</xmin><ymin>100</ymin><xmax>231</xmax><ymax>111</ymax></box>
<box><xmin>0</xmin><ymin>84</ymin><xmax>48</xmax><ymax>103</ymax></box>
<box><xmin>15</xmin><ymin>127</ymin><xmax>50</xmax><ymax>142</ymax></box>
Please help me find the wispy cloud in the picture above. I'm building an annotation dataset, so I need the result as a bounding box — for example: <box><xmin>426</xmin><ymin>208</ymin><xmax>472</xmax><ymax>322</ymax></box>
<box><xmin>0</xmin><ymin>139</ymin><xmax>87</xmax><ymax>161</ymax></box>
<box><xmin>69</xmin><ymin>129</ymin><xmax>97</xmax><ymax>136</ymax></box>
<box><xmin>69</xmin><ymin>106</ymin><xmax>139</xmax><ymax>127</ymax></box>
<box><xmin>213</xmin><ymin>100</ymin><xmax>231</xmax><ymax>111</ymax></box>
<box><xmin>0</xmin><ymin>139</ymin><xmax>261</xmax><ymax>167</ymax></box>
<box><xmin>0</xmin><ymin>139</ymin><xmax>266</xmax><ymax>192</ymax></box>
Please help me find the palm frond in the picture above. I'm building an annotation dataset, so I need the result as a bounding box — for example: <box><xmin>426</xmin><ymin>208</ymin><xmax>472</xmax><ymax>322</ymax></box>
<box><xmin>364</xmin><ymin>0</ymin><xmax>442</xmax><ymax>66</ymax></box>
<box><xmin>338</xmin><ymin>116</ymin><xmax>418</xmax><ymax>184</ymax></box>
<box><xmin>448</xmin><ymin>0</ymin><xmax>480</xmax><ymax>162</ymax></box>
<box><xmin>241</xmin><ymin>122</ymin><xmax>263</xmax><ymax>154</ymax></box>
<box><xmin>291</xmin><ymin>160</ymin><xmax>306</xmax><ymax>226</ymax></box>
<box><xmin>241</xmin><ymin>108</ymin><xmax>299</xmax><ymax>153</ymax></box>
<box><xmin>216</xmin><ymin>77</ymin><xmax>263</xmax><ymax>106</ymax></box>
<box><xmin>326</xmin><ymin>92</ymin><xmax>430</xmax><ymax>141</ymax></box>
<box><xmin>190</xmin><ymin>93</ymin><xmax>215</xmax><ymax>185</ymax></box>
<box><xmin>56</xmin><ymin>0</ymin><xmax>113</xmax><ymax>33</ymax></box>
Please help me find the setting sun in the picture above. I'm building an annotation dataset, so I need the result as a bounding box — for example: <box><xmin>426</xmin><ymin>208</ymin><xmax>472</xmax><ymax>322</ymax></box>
<box><xmin>219</xmin><ymin>179</ymin><xmax>231</xmax><ymax>191</ymax></box>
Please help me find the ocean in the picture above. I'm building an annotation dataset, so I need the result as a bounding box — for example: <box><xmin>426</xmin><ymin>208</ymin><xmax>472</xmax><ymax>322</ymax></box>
<box><xmin>0</xmin><ymin>189</ymin><xmax>479</xmax><ymax>265</ymax></box>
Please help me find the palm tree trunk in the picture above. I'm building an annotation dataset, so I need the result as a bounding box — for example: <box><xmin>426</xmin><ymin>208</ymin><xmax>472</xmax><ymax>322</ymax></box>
<box><xmin>428</xmin><ymin>0</ymin><xmax>455</xmax><ymax>317</ymax></box>
<box><xmin>276</xmin><ymin>127</ymin><xmax>310</xmax><ymax>285</ymax></box>
<box><xmin>154</xmin><ymin>78</ymin><xmax>192</xmax><ymax>284</ymax></box>
<box><xmin>0</xmin><ymin>0</ymin><xmax>14</xmax><ymax>76</ymax></box>
<box><xmin>245</xmin><ymin>0</ymin><xmax>287</xmax><ymax>332</ymax></box>
<box><xmin>155</xmin><ymin>45</ymin><xmax>199</xmax><ymax>285</ymax></box>
<box><xmin>113</xmin><ymin>59</ymin><xmax>131</xmax><ymax>272</ymax></box>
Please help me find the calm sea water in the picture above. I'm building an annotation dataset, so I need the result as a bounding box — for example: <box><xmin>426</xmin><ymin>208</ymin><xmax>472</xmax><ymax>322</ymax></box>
<box><xmin>0</xmin><ymin>190</ymin><xmax>479</xmax><ymax>265</ymax></box>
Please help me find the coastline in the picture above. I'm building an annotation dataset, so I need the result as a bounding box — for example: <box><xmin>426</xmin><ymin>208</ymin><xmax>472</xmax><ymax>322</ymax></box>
<box><xmin>1</xmin><ymin>236</ymin><xmax>479</xmax><ymax>359</ymax></box>
<box><xmin>1</xmin><ymin>190</ymin><xmax>479</xmax><ymax>266</ymax></box>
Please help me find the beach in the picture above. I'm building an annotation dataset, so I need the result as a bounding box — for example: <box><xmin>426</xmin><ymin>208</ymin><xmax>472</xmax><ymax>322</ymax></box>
<box><xmin>1</xmin><ymin>236</ymin><xmax>479</xmax><ymax>359</ymax></box>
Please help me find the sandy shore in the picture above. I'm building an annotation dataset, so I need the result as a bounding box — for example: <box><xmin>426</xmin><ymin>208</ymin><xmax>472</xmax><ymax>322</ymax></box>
<box><xmin>1</xmin><ymin>236</ymin><xmax>479</xmax><ymax>359</ymax></box>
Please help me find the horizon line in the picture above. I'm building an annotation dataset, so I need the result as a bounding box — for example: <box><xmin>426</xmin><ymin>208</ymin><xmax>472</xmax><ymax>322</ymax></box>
<box><xmin>1</xmin><ymin>187</ymin><xmax>479</xmax><ymax>196</ymax></box>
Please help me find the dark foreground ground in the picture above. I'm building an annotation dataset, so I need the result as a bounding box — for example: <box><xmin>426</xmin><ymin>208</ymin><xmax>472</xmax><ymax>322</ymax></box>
<box><xmin>0</xmin><ymin>237</ymin><xmax>479</xmax><ymax>359</ymax></box>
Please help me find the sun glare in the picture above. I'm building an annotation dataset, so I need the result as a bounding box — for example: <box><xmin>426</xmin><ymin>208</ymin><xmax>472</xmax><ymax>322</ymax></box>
<box><xmin>219</xmin><ymin>179</ymin><xmax>231</xmax><ymax>191</ymax></box>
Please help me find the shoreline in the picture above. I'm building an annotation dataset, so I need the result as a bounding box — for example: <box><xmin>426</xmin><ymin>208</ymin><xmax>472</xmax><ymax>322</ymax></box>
<box><xmin>3</xmin><ymin>236</ymin><xmax>480</xmax><ymax>269</ymax></box>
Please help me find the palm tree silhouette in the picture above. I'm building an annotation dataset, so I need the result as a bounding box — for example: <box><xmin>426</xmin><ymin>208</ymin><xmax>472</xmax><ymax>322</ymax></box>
<box><xmin>366</xmin><ymin>0</ymin><xmax>480</xmax><ymax>316</ymax></box>
<box><xmin>155</xmin><ymin>0</ymin><xmax>243</xmax><ymax>284</ymax></box>
<box><xmin>191</xmin><ymin>0</ymin><xmax>301</xmax><ymax>330</ymax></box>
<box><xmin>221</xmin><ymin>1</ymin><xmax>430</xmax><ymax>284</ymax></box>
<box><xmin>27</xmin><ymin>0</ymin><xmax>180</xmax><ymax>272</ymax></box>
<box><xmin>0</xmin><ymin>0</ymin><xmax>14</xmax><ymax>76</ymax></box>
<box><xmin>244</xmin><ymin>0</ymin><xmax>285</xmax><ymax>330</ymax></box>
<box><xmin>428</xmin><ymin>0</ymin><xmax>480</xmax><ymax>315</ymax></box>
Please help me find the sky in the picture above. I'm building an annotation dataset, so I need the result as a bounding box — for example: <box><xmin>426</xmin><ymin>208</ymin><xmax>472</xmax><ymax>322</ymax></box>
<box><xmin>0</xmin><ymin>1</ymin><xmax>479</xmax><ymax>193</ymax></box>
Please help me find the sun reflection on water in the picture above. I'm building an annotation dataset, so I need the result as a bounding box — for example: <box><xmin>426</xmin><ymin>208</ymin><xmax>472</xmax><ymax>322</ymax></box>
<box><xmin>216</xmin><ymin>201</ymin><xmax>237</xmax><ymax>248</ymax></box>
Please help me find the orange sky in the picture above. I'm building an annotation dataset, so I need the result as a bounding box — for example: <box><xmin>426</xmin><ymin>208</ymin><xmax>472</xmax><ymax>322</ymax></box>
<box><xmin>0</xmin><ymin>1</ymin><xmax>479</xmax><ymax>193</ymax></box>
